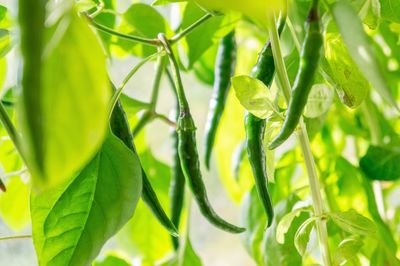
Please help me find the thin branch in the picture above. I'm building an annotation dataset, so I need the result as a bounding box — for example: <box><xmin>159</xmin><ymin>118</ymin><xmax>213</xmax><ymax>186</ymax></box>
<box><xmin>83</xmin><ymin>13</ymin><xmax>159</xmax><ymax>46</ymax></box>
<box><xmin>170</xmin><ymin>13</ymin><xmax>214</xmax><ymax>44</ymax></box>
<box><xmin>0</xmin><ymin>234</ymin><xmax>32</xmax><ymax>241</ymax></box>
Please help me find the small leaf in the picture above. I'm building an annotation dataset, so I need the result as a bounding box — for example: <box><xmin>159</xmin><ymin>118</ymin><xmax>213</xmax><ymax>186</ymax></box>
<box><xmin>324</xmin><ymin>32</ymin><xmax>369</xmax><ymax>108</ymax></box>
<box><xmin>333</xmin><ymin>237</ymin><xmax>363</xmax><ymax>266</ymax></box>
<box><xmin>294</xmin><ymin>217</ymin><xmax>316</xmax><ymax>256</ymax></box>
<box><xmin>330</xmin><ymin>0</ymin><xmax>398</xmax><ymax>110</ymax></box>
<box><xmin>276</xmin><ymin>207</ymin><xmax>311</xmax><ymax>244</ymax></box>
<box><xmin>94</xmin><ymin>253</ymin><xmax>131</xmax><ymax>266</ymax></box>
<box><xmin>193</xmin><ymin>0</ymin><xmax>283</xmax><ymax>28</ymax></box>
<box><xmin>329</xmin><ymin>209</ymin><xmax>377</xmax><ymax>236</ymax></box>
<box><xmin>31</xmin><ymin>132</ymin><xmax>142</xmax><ymax>265</ymax></box>
<box><xmin>152</xmin><ymin>0</ymin><xmax>187</xmax><ymax>5</ymax></box>
<box><xmin>120</xmin><ymin>94</ymin><xmax>150</xmax><ymax>115</ymax></box>
<box><xmin>304</xmin><ymin>83</ymin><xmax>334</xmax><ymax>118</ymax></box>
<box><xmin>360</xmin><ymin>145</ymin><xmax>400</xmax><ymax>181</ymax></box>
<box><xmin>177</xmin><ymin>237</ymin><xmax>203</xmax><ymax>266</ymax></box>
<box><xmin>232</xmin><ymin>75</ymin><xmax>276</xmax><ymax>119</ymax></box>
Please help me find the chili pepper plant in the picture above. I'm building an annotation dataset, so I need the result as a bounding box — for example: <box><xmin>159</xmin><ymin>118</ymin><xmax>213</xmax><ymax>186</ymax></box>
<box><xmin>0</xmin><ymin>0</ymin><xmax>399</xmax><ymax>265</ymax></box>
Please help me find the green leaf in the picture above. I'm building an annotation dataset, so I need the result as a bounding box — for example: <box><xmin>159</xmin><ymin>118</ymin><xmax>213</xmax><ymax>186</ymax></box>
<box><xmin>330</xmin><ymin>0</ymin><xmax>398</xmax><ymax>110</ymax></box>
<box><xmin>294</xmin><ymin>217</ymin><xmax>316</xmax><ymax>256</ymax></box>
<box><xmin>20</xmin><ymin>12</ymin><xmax>111</xmax><ymax>189</ymax></box>
<box><xmin>179</xmin><ymin>2</ymin><xmax>240</xmax><ymax>68</ymax></box>
<box><xmin>329</xmin><ymin>209</ymin><xmax>377</xmax><ymax>236</ymax></box>
<box><xmin>324</xmin><ymin>32</ymin><xmax>369</xmax><ymax>108</ymax></box>
<box><xmin>303</xmin><ymin>83</ymin><xmax>334</xmax><ymax>118</ymax></box>
<box><xmin>0</xmin><ymin>29</ymin><xmax>11</xmax><ymax>58</ymax></box>
<box><xmin>333</xmin><ymin>237</ymin><xmax>363</xmax><ymax>266</ymax></box>
<box><xmin>116</xmin><ymin>150</ymin><xmax>173</xmax><ymax>264</ymax></box>
<box><xmin>276</xmin><ymin>207</ymin><xmax>311</xmax><ymax>244</ymax></box>
<box><xmin>192</xmin><ymin>44</ymin><xmax>217</xmax><ymax>86</ymax></box>
<box><xmin>31</xmin><ymin>132</ymin><xmax>142</xmax><ymax>265</ymax></box>
<box><xmin>152</xmin><ymin>0</ymin><xmax>187</xmax><ymax>5</ymax></box>
<box><xmin>94</xmin><ymin>253</ymin><xmax>131</xmax><ymax>266</ymax></box>
<box><xmin>116</xmin><ymin>3</ymin><xmax>169</xmax><ymax>57</ymax></box>
<box><xmin>177</xmin><ymin>237</ymin><xmax>203</xmax><ymax>266</ymax></box>
<box><xmin>360</xmin><ymin>145</ymin><xmax>400</xmax><ymax>181</ymax></box>
<box><xmin>120</xmin><ymin>94</ymin><xmax>150</xmax><ymax>115</ymax></box>
<box><xmin>380</xmin><ymin>0</ymin><xmax>400</xmax><ymax>23</ymax></box>
<box><xmin>193</xmin><ymin>0</ymin><xmax>283</xmax><ymax>28</ymax></box>
<box><xmin>232</xmin><ymin>75</ymin><xmax>276</xmax><ymax>119</ymax></box>
<box><xmin>240</xmin><ymin>189</ymin><xmax>307</xmax><ymax>266</ymax></box>
<box><xmin>0</xmin><ymin>176</ymin><xmax>30</xmax><ymax>231</ymax></box>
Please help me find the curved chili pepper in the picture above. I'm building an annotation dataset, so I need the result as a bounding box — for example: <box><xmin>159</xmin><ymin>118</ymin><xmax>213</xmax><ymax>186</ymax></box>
<box><xmin>166</xmin><ymin>69</ymin><xmax>186</xmax><ymax>249</ymax></box>
<box><xmin>158</xmin><ymin>33</ymin><xmax>245</xmax><ymax>234</ymax></box>
<box><xmin>204</xmin><ymin>31</ymin><xmax>237</xmax><ymax>169</ymax></box>
<box><xmin>245</xmin><ymin>18</ymin><xmax>286</xmax><ymax>227</ymax></box>
<box><xmin>110</xmin><ymin>84</ymin><xmax>178</xmax><ymax>237</ymax></box>
<box><xmin>178</xmin><ymin>110</ymin><xmax>244</xmax><ymax>233</ymax></box>
<box><xmin>269</xmin><ymin>6</ymin><xmax>323</xmax><ymax>150</ymax></box>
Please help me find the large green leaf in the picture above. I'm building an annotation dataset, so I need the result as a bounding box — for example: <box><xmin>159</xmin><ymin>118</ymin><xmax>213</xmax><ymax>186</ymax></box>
<box><xmin>330</xmin><ymin>0</ymin><xmax>398</xmax><ymax>110</ymax></box>
<box><xmin>19</xmin><ymin>11</ymin><xmax>111</xmax><ymax>189</ymax></box>
<box><xmin>31</xmin><ymin>132</ymin><xmax>142</xmax><ymax>266</ymax></box>
<box><xmin>360</xmin><ymin>145</ymin><xmax>400</xmax><ymax>181</ymax></box>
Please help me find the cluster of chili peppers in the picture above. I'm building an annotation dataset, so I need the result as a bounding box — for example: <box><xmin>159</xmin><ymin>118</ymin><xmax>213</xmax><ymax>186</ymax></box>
<box><xmin>108</xmin><ymin>1</ymin><xmax>323</xmax><ymax>246</ymax></box>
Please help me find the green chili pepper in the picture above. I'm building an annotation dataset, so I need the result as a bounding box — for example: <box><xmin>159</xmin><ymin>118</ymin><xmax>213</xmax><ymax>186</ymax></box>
<box><xmin>159</xmin><ymin>33</ymin><xmax>245</xmax><ymax>234</ymax></box>
<box><xmin>245</xmin><ymin>18</ymin><xmax>286</xmax><ymax>227</ymax></box>
<box><xmin>110</xmin><ymin>84</ymin><xmax>178</xmax><ymax>237</ymax></box>
<box><xmin>204</xmin><ymin>31</ymin><xmax>236</xmax><ymax>169</ymax></box>
<box><xmin>232</xmin><ymin>141</ymin><xmax>246</xmax><ymax>181</ymax></box>
<box><xmin>269</xmin><ymin>5</ymin><xmax>323</xmax><ymax>150</ymax></box>
<box><xmin>166</xmin><ymin>69</ymin><xmax>186</xmax><ymax>249</ymax></box>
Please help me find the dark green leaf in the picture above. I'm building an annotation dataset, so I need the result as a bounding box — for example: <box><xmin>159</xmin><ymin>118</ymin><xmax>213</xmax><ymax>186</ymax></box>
<box><xmin>31</xmin><ymin>132</ymin><xmax>142</xmax><ymax>265</ymax></box>
<box><xmin>360</xmin><ymin>145</ymin><xmax>400</xmax><ymax>181</ymax></box>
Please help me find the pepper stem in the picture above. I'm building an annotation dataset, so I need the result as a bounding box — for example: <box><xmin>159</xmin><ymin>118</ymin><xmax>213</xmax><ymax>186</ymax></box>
<box><xmin>268</xmin><ymin>13</ymin><xmax>332</xmax><ymax>266</ymax></box>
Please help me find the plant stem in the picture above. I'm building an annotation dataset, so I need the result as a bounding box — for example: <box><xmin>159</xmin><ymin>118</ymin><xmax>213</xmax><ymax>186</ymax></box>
<box><xmin>109</xmin><ymin>51</ymin><xmax>162</xmax><ymax>118</ymax></box>
<box><xmin>170</xmin><ymin>13</ymin><xmax>214</xmax><ymax>44</ymax></box>
<box><xmin>0</xmin><ymin>103</ymin><xmax>26</xmax><ymax>163</ymax></box>
<box><xmin>150</xmin><ymin>53</ymin><xmax>167</xmax><ymax>109</ymax></box>
<box><xmin>158</xmin><ymin>33</ymin><xmax>189</xmax><ymax>111</ymax></box>
<box><xmin>84</xmin><ymin>13</ymin><xmax>159</xmax><ymax>46</ymax></box>
<box><xmin>0</xmin><ymin>234</ymin><xmax>32</xmax><ymax>241</ymax></box>
<box><xmin>268</xmin><ymin>13</ymin><xmax>332</xmax><ymax>266</ymax></box>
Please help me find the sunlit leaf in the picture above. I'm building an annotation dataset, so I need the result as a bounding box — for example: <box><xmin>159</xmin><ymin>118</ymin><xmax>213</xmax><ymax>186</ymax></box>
<box><xmin>94</xmin><ymin>253</ymin><xmax>132</xmax><ymax>266</ymax></box>
<box><xmin>19</xmin><ymin>11</ymin><xmax>111</xmax><ymax>189</ymax></box>
<box><xmin>294</xmin><ymin>217</ymin><xmax>315</xmax><ymax>256</ymax></box>
<box><xmin>232</xmin><ymin>75</ymin><xmax>276</xmax><ymax>119</ymax></box>
<box><xmin>329</xmin><ymin>209</ymin><xmax>377</xmax><ymax>236</ymax></box>
<box><xmin>330</xmin><ymin>0</ymin><xmax>398</xmax><ymax>110</ymax></box>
